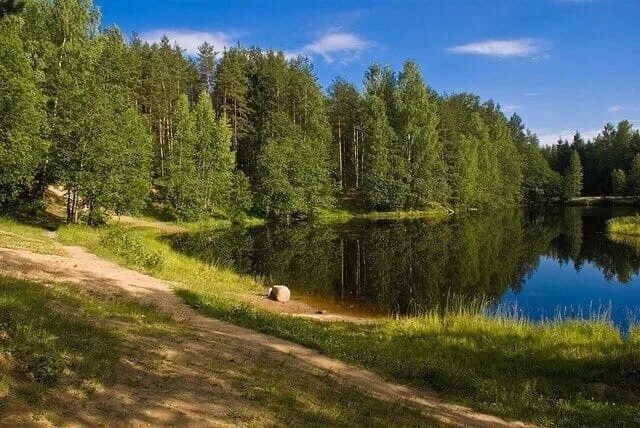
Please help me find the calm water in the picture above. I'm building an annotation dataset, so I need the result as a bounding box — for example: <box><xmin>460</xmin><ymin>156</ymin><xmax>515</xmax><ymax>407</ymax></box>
<box><xmin>170</xmin><ymin>207</ymin><xmax>640</xmax><ymax>331</ymax></box>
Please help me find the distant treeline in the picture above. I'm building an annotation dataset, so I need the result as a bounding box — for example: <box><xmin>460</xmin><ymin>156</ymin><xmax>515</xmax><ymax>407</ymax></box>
<box><xmin>1</xmin><ymin>0</ymin><xmax>637</xmax><ymax>224</ymax></box>
<box><xmin>542</xmin><ymin>122</ymin><xmax>640</xmax><ymax>197</ymax></box>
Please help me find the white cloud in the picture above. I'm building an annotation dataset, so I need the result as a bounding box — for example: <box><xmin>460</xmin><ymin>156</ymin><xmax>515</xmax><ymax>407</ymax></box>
<box><xmin>289</xmin><ymin>31</ymin><xmax>374</xmax><ymax>63</ymax></box>
<box><xmin>447</xmin><ymin>38</ymin><xmax>549</xmax><ymax>58</ymax></box>
<box><xmin>140</xmin><ymin>29</ymin><xmax>234</xmax><ymax>55</ymax></box>
<box><xmin>608</xmin><ymin>105</ymin><xmax>622</xmax><ymax>112</ymax></box>
<box><xmin>525</xmin><ymin>92</ymin><xmax>544</xmax><ymax>97</ymax></box>
<box><xmin>537</xmin><ymin>128</ymin><xmax>602</xmax><ymax>146</ymax></box>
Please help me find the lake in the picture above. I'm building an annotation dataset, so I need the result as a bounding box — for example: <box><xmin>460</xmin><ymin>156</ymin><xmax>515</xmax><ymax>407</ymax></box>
<box><xmin>169</xmin><ymin>207</ymin><xmax>640</xmax><ymax>331</ymax></box>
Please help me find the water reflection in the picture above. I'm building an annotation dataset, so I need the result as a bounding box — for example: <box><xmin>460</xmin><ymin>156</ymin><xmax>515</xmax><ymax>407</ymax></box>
<box><xmin>169</xmin><ymin>207</ymin><xmax>640</xmax><ymax>329</ymax></box>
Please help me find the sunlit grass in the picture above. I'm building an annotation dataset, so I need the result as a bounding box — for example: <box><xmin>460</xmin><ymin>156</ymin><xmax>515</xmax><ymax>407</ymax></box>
<box><xmin>0</xmin><ymin>276</ymin><xmax>173</xmax><ymax>408</ymax></box>
<box><xmin>0</xmin><ymin>218</ymin><xmax>63</xmax><ymax>255</ymax></box>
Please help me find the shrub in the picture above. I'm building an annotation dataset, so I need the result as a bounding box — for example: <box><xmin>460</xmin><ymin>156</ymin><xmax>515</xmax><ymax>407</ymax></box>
<box><xmin>99</xmin><ymin>227</ymin><xmax>164</xmax><ymax>270</ymax></box>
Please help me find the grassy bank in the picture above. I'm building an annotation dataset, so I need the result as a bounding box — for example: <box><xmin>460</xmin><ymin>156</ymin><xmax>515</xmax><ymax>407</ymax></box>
<box><xmin>54</xmin><ymin>221</ymin><xmax>640</xmax><ymax>427</ymax></box>
<box><xmin>318</xmin><ymin>207</ymin><xmax>452</xmax><ymax>223</ymax></box>
<box><xmin>608</xmin><ymin>215</ymin><xmax>640</xmax><ymax>236</ymax></box>
<box><xmin>0</xmin><ymin>218</ymin><xmax>63</xmax><ymax>255</ymax></box>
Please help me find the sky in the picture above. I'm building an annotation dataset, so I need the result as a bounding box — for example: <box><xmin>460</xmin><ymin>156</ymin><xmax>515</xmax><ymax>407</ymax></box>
<box><xmin>95</xmin><ymin>0</ymin><xmax>640</xmax><ymax>146</ymax></box>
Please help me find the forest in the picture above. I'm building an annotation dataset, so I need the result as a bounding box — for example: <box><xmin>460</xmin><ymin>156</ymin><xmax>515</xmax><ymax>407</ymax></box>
<box><xmin>2</xmin><ymin>0</ymin><xmax>639</xmax><ymax>224</ymax></box>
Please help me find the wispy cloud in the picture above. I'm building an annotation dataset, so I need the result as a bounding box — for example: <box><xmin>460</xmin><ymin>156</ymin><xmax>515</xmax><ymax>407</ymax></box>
<box><xmin>140</xmin><ymin>29</ymin><xmax>235</xmax><ymax>54</ymax></box>
<box><xmin>525</xmin><ymin>92</ymin><xmax>544</xmax><ymax>97</ymax></box>
<box><xmin>502</xmin><ymin>104</ymin><xmax>522</xmax><ymax>114</ymax></box>
<box><xmin>288</xmin><ymin>31</ymin><xmax>374</xmax><ymax>64</ymax></box>
<box><xmin>608</xmin><ymin>105</ymin><xmax>623</xmax><ymax>113</ymax></box>
<box><xmin>447</xmin><ymin>38</ymin><xmax>549</xmax><ymax>58</ymax></box>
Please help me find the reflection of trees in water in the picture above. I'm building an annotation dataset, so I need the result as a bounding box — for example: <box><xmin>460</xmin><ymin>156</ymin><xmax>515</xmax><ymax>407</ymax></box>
<box><xmin>167</xmin><ymin>207</ymin><xmax>640</xmax><ymax>315</ymax></box>
<box><xmin>541</xmin><ymin>207</ymin><xmax>640</xmax><ymax>283</ymax></box>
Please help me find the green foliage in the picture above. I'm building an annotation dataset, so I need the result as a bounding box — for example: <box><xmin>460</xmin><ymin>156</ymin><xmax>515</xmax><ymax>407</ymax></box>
<box><xmin>256</xmin><ymin>122</ymin><xmax>333</xmax><ymax>220</ymax></box>
<box><xmin>0</xmin><ymin>0</ymin><xmax>25</xmax><ymax>18</ymax></box>
<box><xmin>8</xmin><ymin>0</ymin><xmax>636</xmax><ymax>222</ymax></box>
<box><xmin>251</xmin><ymin>54</ymin><xmax>335</xmax><ymax>220</ymax></box>
<box><xmin>327</xmin><ymin>78</ymin><xmax>362</xmax><ymax>188</ymax></box>
<box><xmin>165</xmin><ymin>94</ymin><xmax>198</xmax><ymax>218</ymax></box>
<box><xmin>361</xmin><ymin>94</ymin><xmax>403</xmax><ymax>209</ymax></box>
<box><xmin>611</xmin><ymin>169</ymin><xmax>627</xmax><ymax>196</ymax></box>
<box><xmin>563</xmin><ymin>150</ymin><xmax>583</xmax><ymax>200</ymax></box>
<box><xmin>396</xmin><ymin>61</ymin><xmax>448</xmax><ymax>207</ymax></box>
<box><xmin>544</xmin><ymin>122</ymin><xmax>640</xmax><ymax>196</ymax></box>
<box><xmin>99</xmin><ymin>227</ymin><xmax>164</xmax><ymax>270</ymax></box>
<box><xmin>165</xmin><ymin>92</ymin><xmax>243</xmax><ymax>220</ymax></box>
<box><xmin>0</xmin><ymin>15</ymin><xmax>48</xmax><ymax>212</ymax></box>
<box><xmin>628</xmin><ymin>154</ymin><xmax>640</xmax><ymax>199</ymax></box>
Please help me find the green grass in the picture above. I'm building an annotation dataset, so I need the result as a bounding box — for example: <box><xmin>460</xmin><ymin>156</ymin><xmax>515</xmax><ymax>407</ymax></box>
<box><xmin>0</xmin><ymin>217</ymin><xmax>63</xmax><ymax>254</ymax></box>
<box><xmin>0</xmin><ymin>276</ymin><xmax>173</xmax><ymax>410</ymax></box>
<box><xmin>177</xmin><ymin>291</ymin><xmax>640</xmax><ymax>427</ymax></box>
<box><xmin>56</xmin><ymin>222</ymin><xmax>640</xmax><ymax>427</ymax></box>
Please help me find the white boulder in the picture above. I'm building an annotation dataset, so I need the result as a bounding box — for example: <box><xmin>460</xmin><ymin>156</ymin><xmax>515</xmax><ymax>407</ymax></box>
<box><xmin>268</xmin><ymin>285</ymin><xmax>291</xmax><ymax>303</ymax></box>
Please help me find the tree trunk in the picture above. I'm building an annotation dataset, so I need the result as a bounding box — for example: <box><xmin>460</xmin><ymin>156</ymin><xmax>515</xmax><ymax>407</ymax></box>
<box><xmin>338</xmin><ymin>119</ymin><xmax>343</xmax><ymax>189</ymax></box>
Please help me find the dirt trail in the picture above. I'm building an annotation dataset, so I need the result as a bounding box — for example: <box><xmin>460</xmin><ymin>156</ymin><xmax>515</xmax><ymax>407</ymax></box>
<box><xmin>0</xmin><ymin>245</ymin><xmax>535</xmax><ymax>427</ymax></box>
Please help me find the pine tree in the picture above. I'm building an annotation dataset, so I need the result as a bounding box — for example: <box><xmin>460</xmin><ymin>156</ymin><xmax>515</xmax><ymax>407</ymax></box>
<box><xmin>563</xmin><ymin>150</ymin><xmax>583</xmax><ymax>200</ymax></box>
<box><xmin>197</xmin><ymin>42</ymin><xmax>217</xmax><ymax>93</ymax></box>
<box><xmin>611</xmin><ymin>169</ymin><xmax>627</xmax><ymax>196</ymax></box>
<box><xmin>628</xmin><ymin>154</ymin><xmax>640</xmax><ymax>200</ymax></box>
<box><xmin>362</xmin><ymin>65</ymin><xmax>409</xmax><ymax>206</ymax></box>
<box><xmin>165</xmin><ymin>94</ymin><xmax>197</xmax><ymax>218</ymax></box>
<box><xmin>396</xmin><ymin>61</ymin><xmax>447</xmax><ymax>208</ymax></box>
<box><xmin>193</xmin><ymin>91</ymin><xmax>236</xmax><ymax>215</ymax></box>
<box><xmin>361</xmin><ymin>94</ymin><xmax>397</xmax><ymax>209</ymax></box>
<box><xmin>215</xmin><ymin>47</ymin><xmax>251</xmax><ymax>156</ymax></box>
<box><xmin>327</xmin><ymin>78</ymin><xmax>362</xmax><ymax>189</ymax></box>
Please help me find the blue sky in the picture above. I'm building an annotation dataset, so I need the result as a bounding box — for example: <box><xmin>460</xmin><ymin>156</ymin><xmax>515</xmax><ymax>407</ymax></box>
<box><xmin>96</xmin><ymin>0</ymin><xmax>640</xmax><ymax>145</ymax></box>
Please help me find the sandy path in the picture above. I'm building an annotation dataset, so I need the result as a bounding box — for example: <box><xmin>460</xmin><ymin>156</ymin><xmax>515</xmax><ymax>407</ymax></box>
<box><xmin>0</xmin><ymin>245</ymin><xmax>535</xmax><ymax>427</ymax></box>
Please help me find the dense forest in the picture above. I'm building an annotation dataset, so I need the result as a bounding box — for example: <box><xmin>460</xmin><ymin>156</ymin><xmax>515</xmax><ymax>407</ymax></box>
<box><xmin>1</xmin><ymin>0</ymin><xmax>639</xmax><ymax>224</ymax></box>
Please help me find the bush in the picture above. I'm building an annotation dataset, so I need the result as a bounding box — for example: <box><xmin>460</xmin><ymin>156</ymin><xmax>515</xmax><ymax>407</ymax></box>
<box><xmin>99</xmin><ymin>227</ymin><xmax>164</xmax><ymax>270</ymax></box>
